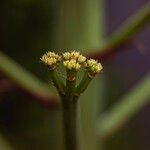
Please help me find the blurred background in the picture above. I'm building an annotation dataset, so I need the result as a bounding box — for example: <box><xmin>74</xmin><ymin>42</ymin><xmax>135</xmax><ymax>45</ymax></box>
<box><xmin>0</xmin><ymin>0</ymin><xmax>150</xmax><ymax>150</ymax></box>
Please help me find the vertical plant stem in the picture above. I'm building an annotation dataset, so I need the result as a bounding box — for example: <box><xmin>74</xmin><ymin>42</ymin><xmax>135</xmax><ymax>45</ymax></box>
<box><xmin>61</xmin><ymin>96</ymin><xmax>78</xmax><ymax>150</ymax></box>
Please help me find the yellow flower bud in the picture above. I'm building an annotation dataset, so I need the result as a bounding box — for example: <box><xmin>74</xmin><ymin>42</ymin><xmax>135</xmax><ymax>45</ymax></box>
<box><xmin>77</xmin><ymin>55</ymin><xmax>86</xmax><ymax>64</ymax></box>
<box><xmin>86</xmin><ymin>59</ymin><xmax>103</xmax><ymax>75</ymax></box>
<box><xmin>63</xmin><ymin>52</ymin><xmax>71</xmax><ymax>60</ymax></box>
<box><xmin>63</xmin><ymin>59</ymin><xmax>81</xmax><ymax>71</ymax></box>
<box><xmin>70</xmin><ymin>51</ymin><xmax>80</xmax><ymax>59</ymax></box>
<box><xmin>40</xmin><ymin>51</ymin><xmax>61</xmax><ymax>69</ymax></box>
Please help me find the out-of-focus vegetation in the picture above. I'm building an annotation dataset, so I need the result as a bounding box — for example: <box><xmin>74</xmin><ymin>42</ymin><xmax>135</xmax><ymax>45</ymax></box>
<box><xmin>0</xmin><ymin>0</ymin><xmax>150</xmax><ymax>150</ymax></box>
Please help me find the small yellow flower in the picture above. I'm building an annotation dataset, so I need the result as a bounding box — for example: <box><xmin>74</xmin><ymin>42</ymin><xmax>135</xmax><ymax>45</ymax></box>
<box><xmin>62</xmin><ymin>52</ymin><xmax>71</xmax><ymax>60</ymax></box>
<box><xmin>63</xmin><ymin>59</ymin><xmax>81</xmax><ymax>71</ymax></box>
<box><xmin>86</xmin><ymin>59</ymin><xmax>103</xmax><ymax>75</ymax></box>
<box><xmin>40</xmin><ymin>51</ymin><xmax>61</xmax><ymax>69</ymax></box>
<box><xmin>77</xmin><ymin>55</ymin><xmax>86</xmax><ymax>64</ymax></box>
<box><xmin>62</xmin><ymin>51</ymin><xmax>86</xmax><ymax>71</ymax></box>
<box><xmin>70</xmin><ymin>51</ymin><xmax>80</xmax><ymax>59</ymax></box>
<box><xmin>41</xmin><ymin>51</ymin><xmax>102</xmax><ymax>74</ymax></box>
<box><xmin>62</xmin><ymin>51</ymin><xmax>80</xmax><ymax>60</ymax></box>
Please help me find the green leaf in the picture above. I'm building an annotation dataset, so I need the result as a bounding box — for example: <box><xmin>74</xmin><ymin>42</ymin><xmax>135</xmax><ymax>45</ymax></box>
<box><xmin>0</xmin><ymin>51</ymin><xmax>57</xmax><ymax>103</ymax></box>
<box><xmin>98</xmin><ymin>74</ymin><xmax>150</xmax><ymax>139</ymax></box>
<box><xmin>0</xmin><ymin>134</ymin><xmax>14</xmax><ymax>150</ymax></box>
<box><xmin>90</xmin><ymin>1</ymin><xmax>150</xmax><ymax>55</ymax></box>
<box><xmin>105</xmin><ymin>1</ymin><xmax>150</xmax><ymax>50</ymax></box>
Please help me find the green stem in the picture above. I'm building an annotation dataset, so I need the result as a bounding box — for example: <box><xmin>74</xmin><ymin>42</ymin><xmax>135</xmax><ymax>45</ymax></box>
<box><xmin>66</xmin><ymin>70</ymin><xmax>77</xmax><ymax>100</ymax></box>
<box><xmin>91</xmin><ymin>2</ymin><xmax>150</xmax><ymax>55</ymax></box>
<box><xmin>0</xmin><ymin>52</ymin><xmax>57</xmax><ymax>104</ymax></box>
<box><xmin>61</xmin><ymin>70</ymin><xmax>79</xmax><ymax>150</ymax></box>
<box><xmin>76</xmin><ymin>71</ymin><xmax>92</xmax><ymax>96</ymax></box>
<box><xmin>61</xmin><ymin>96</ymin><xmax>78</xmax><ymax>150</ymax></box>
<box><xmin>105</xmin><ymin>1</ymin><xmax>150</xmax><ymax>49</ymax></box>
<box><xmin>98</xmin><ymin>73</ymin><xmax>150</xmax><ymax>140</ymax></box>
<box><xmin>49</xmin><ymin>70</ymin><xmax>65</xmax><ymax>95</ymax></box>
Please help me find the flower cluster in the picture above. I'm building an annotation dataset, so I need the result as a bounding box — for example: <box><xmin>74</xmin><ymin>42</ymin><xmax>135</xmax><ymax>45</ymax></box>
<box><xmin>40</xmin><ymin>52</ymin><xmax>61</xmax><ymax>69</ymax></box>
<box><xmin>86</xmin><ymin>59</ymin><xmax>103</xmax><ymax>77</ymax></box>
<box><xmin>40</xmin><ymin>50</ymin><xmax>103</xmax><ymax>96</ymax></box>
<box><xmin>40</xmin><ymin>51</ymin><xmax>102</xmax><ymax>75</ymax></box>
<box><xmin>62</xmin><ymin>51</ymin><xmax>86</xmax><ymax>71</ymax></box>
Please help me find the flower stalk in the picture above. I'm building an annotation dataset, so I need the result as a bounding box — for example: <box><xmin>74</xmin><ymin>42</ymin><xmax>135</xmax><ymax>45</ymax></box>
<box><xmin>66</xmin><ymin>70</ymin><xmax>77</xmax><ymax>100</ymax></box>
<box><xmin>61</xmin><ymin>95</ymin><xmax>78</xmax><ymax>150</ymax></box>
<box><xmin>49</xmin><ymin>70</ymin><xmax>65</xmax><ymax>95</ymax></box>
<box><xmin>75</xmin><ymin>71</ymin><xmax>92</xmax><ymax>96</ymax></box>
<box><xmin>40</xmin><ymin>50</ymin><xmax>103</xmax><ymax>150</ymax></box>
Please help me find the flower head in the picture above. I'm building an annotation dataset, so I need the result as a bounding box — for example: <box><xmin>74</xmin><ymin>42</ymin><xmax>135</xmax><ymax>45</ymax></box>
<box><xmin>40</xmin><ymin>50</ymin><xmax>103</xmax><ymax>98</ymax></box>
<box><xmin>63</xmin><ymin>60</ymin><xmax>81</xmax><ymax>71</ymax></box>
<box><xmin>40</xmin><ymin>51</ymin><xmax>61</xmax><ymax>69</ymax></box>
<box><xmin>86</xmin><ymin>59</ymin><xmax>103</xmax><ymax>76</ymax></box>
<box><xmin>62</xmin><ymin>51</ymin><xmax>86</xmax><ymax>71</ymax></box>
<box><xmin>62</xmin><ymin>52</ymin><xmax>71</xmax><ymax>60</ymax></box>
<box><xmin>40</xmin><ymin>51</ymin><xmax>102</xmax><ymax>74</ymax></box>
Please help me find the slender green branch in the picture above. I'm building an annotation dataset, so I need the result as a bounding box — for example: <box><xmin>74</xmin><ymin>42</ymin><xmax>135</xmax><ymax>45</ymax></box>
<box><xmin>90</xmin><ymin>2</ymin><xmax>150</xmax><ymax>58</ymax></box>
<box><xmin>0</xmin><ymin>51</ymin><xmax>57</xmax><ymax>104</ymax></box>
<box><xmin>49</xmin><ymin>70</ymin><xmax>65</xmax><ymax>95</ymax></box>
<box><xmin>75</xmin><ymin>71</ymin><xmax>92</xmax><ymax>96</ymax></box>
<box><xmin>105</xmin><ymin>1</ymin><xmax>150</xmax><ymax>48</ymax></box>
<box><xmin>98</xmin><ymin>73</ymin><xmax>150</xmax><ymax>140</ymax></box>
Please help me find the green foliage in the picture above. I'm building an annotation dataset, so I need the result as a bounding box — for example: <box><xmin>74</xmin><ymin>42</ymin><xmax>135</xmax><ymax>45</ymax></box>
<box><xmin>0</xmin><ymin>52</ymin><xmax>57</xmax><ymax>102</ymax></box>
<box><xmin>98</xmin><ymin>74</ymin><xmax>150</xmax><ymax>139</ymax></box>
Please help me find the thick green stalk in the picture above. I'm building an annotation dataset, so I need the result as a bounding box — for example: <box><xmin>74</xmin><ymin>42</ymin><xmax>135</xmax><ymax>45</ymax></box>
<box><xmin>61</xmin><ymin>96</ymin><xmax>78</xmax><ymax>150</ymax></box>
<box><xmin>61</xmin><ymin>70</ymin><xmax>79</xmax><ymax>150</ymax></box>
